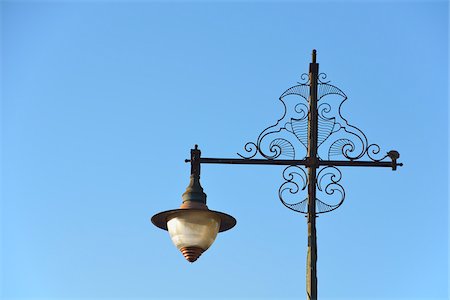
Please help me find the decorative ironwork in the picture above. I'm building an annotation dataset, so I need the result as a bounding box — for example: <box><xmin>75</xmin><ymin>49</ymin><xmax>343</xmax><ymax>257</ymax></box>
<box><xmin>155</xmin><ymin>50</ymin><xmax>401</xmax><ymax>300</ymax></box>
<box><xmin>238</xmin><ymin>82</ymin><xmax>310</xmax><ymax>160</ymax></box>
<box><xmin>239</xmin><ymin>79</ymin><xmax>391</xmax><ymax>163</ymax></box>
<box><xmin>297</xmin><ymin>73</ymin><xmax>310</xmax><ymax>84</ymax></box>
<box><xmin>316</xmin><ymin>166</ymin><xmax>345</xmax><ymax>214</ymax></box>
<box><xmin>318</xmin><ymin>73</ymin><xmax>330</xmax><ymax>84</ymax></box>
<box><xmin>278</xmin><ymin>165</ymin><xmax>344</xmax><ymax>214</ymax></box>
<box><xmin>278</xmin><ymin>165</ymin><xmax>308</xmax><ymax>212</ymax></box>
<box><xmin>239</xmin><ymin>72</ymin><xmax>395</xmax><ymax>214</ymax></box>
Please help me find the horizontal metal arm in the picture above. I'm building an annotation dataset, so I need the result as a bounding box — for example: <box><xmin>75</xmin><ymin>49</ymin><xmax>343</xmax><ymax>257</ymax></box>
<box><xmin>190</xmin><ymin>158</ymin><xmax>308</xmax><ymax>165</ymax></box>
<box><xmin>185</xmin><ymin>157</ymin><xmax>403</xmax><ymax>170</ymax></box>
<box><xmin>319</xmin><ymin>160</ymin><xmax>403</xmax><ymax>168</ymax></box>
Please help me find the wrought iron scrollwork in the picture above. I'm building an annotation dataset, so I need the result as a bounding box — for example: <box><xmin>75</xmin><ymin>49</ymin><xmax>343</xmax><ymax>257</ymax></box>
<box><xmin>239</xmin><ymin>72</ymin><xmax>394</xmax><ymax>214</ymax></box>
<box><xmin>297</xmin><ymin>73</ymin><xmax>310</xmax><ymax>85</ymax></box>
<box><xmin>318</xmin><ymin>73</ymin><xmax>330</xmax><ymax>84</ymax></box>
<box><xmin>238</xmin><ymin>83</ymin><xmax>310</xmax><ymax>160</ymax></box>
<box><xmin>239</xmin><ymin>75</ymin><xmax>392</xmax><ymax>163</ymax></box>
<box><xmin>278</xmin><ymin>165</ymin><xmax>345</xmax><ymax>214</ymax></box>
<box><xmin>316</xmin><ymin>166</ymin><xmax>345</xmax><ymax>214</ymax></box>
<box><xmin>316</xmin><ymin>83</ymin><xmax>388</xmax><ymax>162</ymax></box>
<box><xmin>278</xmin><ymin>166</ymin><xmax>308</xmax><ymax>213</ymax></box>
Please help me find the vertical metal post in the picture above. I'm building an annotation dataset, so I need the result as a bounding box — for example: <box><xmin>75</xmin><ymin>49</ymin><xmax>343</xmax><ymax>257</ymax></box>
<box><xmin>306</xmin><ymin>49</ymin><xmax>319</xmax><ymax>300</ymax></box>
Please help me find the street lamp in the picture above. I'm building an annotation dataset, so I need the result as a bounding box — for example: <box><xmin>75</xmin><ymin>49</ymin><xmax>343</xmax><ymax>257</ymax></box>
<box><xmin>151</xmin><ymin>145</ymin><xmax>236</xmax><ymax>262</ymax></box>
<box><xmin>151</xmin><ymin>50</ymin><xmax>402</xmax><ymax>300</ymax></box>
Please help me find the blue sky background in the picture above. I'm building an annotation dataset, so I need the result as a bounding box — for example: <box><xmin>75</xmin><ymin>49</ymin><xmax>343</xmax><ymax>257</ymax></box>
<box><xmin>1</xmin><ymin>1</ymin><xmax>448</xmax><ymax>299</ymax></box>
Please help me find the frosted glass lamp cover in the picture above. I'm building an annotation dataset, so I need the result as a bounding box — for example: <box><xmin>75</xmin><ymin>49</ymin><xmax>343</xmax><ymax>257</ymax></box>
<box><xmin>167</xmin><ymin>210</ymin><xmax>221</xmax><ymax>251</ymax></box>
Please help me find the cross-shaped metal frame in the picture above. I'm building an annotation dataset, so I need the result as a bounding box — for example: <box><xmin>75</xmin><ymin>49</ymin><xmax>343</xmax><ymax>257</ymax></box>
<box><xmin>185</xmin><ymin>50</ymin><xmax>402</xmax><ymax>300</ymax></box>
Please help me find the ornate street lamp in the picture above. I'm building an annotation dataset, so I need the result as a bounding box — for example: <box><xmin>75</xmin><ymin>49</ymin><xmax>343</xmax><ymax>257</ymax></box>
<box><xmin>151</xmin><ymin>50</ymin><xmax>402</xmax><ymax>300</ymax></box>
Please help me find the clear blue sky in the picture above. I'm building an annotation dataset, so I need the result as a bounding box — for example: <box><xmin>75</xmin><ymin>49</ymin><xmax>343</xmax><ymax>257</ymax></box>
<box><xmin>1</xmin><ymin>1</ymin><xmax>448</xmax><ymax>299</ymax></box>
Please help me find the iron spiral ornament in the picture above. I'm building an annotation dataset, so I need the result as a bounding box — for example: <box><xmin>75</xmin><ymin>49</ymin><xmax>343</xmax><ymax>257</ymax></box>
<box><xmin>239</xmin><ymin>73</ymin><xmax>395</xmax><ymax>214</ymax></box>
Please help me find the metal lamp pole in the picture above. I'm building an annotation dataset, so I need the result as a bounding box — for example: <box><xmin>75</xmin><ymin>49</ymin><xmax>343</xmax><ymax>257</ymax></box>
<box><xmin>306</xmin><ymin>50</ymin><xmax>319</xmax><ymax>300</ymax></box>
<box><xmin>152</xmin><ymin>50</ymin><xmax>402</xmax><ymax>300</ymax></box>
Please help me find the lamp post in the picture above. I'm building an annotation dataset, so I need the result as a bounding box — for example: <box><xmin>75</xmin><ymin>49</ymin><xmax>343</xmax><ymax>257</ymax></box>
<box><xmin>151</xmin><ymin>50</ymin><xmax>402</xmax><ymax>300</ymax></box>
